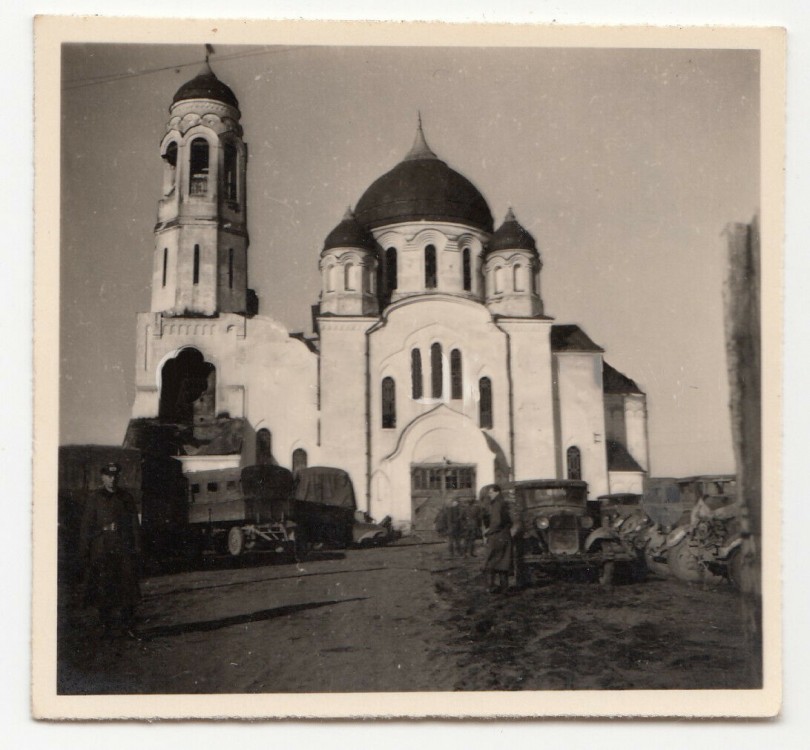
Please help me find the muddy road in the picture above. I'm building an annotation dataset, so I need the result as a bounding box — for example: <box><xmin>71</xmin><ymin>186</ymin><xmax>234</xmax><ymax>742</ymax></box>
<box><xmin>58</xmin><ymin>540</ymin><xmax>758</xmax><ymax>694</ymax></box>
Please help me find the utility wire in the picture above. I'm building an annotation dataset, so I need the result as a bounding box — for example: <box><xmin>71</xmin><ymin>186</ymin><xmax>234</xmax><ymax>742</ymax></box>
<box><xmin>63</xmin><ymin>46</ymin><xmax>304</xmax><ymax>91</ymax></box>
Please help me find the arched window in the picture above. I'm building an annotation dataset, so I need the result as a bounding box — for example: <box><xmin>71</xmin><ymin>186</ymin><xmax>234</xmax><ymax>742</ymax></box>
<box><xmin>326</xmin><ymin>265</ymin><xmax>336</xmax><ymax>292</ymax></box>
<box><xmin>494</xmin><ymin>266</ymin><xmax>504</xmax><ymax>294</ymax></box>
<box><xmin>162</xmin><ymin>247</ymin><xmax>168</xmax><ymax>287</ymax></box>
<box><xmin>193</xmin><ymin>244</ymin><xmax>200</xmax><ymax>285</ymax></box>
<box><xmin>425</xmin><ymin>245</ymin><xmax>437</xmax><ymax>289</ymax></box>
<box><xmin>567</xmin><ymin>446</ymin><xmax>582</xmax><ymax>480</ymax></box>
<box><xmin>386</xmin><ymin>247</ymin><xmax>398</xmax><ymax>292</ymax></box>
<box><xmin>228</xmin><ymin>248</ymin><xmax>234</xmax><ymax>289</ymax></box>
<box><xmin>462</xmin><ymin>248</ymin><xmax>472</xmax><ymax>291</ymax></box>
<box><xmin>382</xmin><ymin>377</ymin><xmax>396</xmax><ymax>428</ymax></box>
<box><xmin>292</xmin><ymin>448</ymin><xmax>308</xmax><ymax>473</ymax></box>
<box><xmin>224</xmin><ymin>141</ymin><xmax>238</xmax><ymax>202</ymax></box>
<box><xmin>162</xmin><ymin>142</ymin><xmax>178</xmax><ymax>195</ymax></box>
<box><xmin>344</xmin><ymin>263</ymin><xmax>354</xmax><ymax>291</ymax></box>
<box><xmin>189</xmin><ymin>138</ymin><xmax>209</xmax><ymax>196</ymax></box>
<box><xmin>256</xmin><ymin>429</ymin><xmax>273</xmax><ymax>465</ymax></box>
<box><xmin>411</xmin><ymin>349</ymin><xmax>423</xmax><ymax>399</ymax></box>
<box><xmin>450</xmin><ymin>349</ymin><xmax>462</xmax><ymax>400</ymax></box>
<box><xmin>514</xmin><ymin>263</ymin><xmax>525</xmax><ymax>292</ymax></box>
<box><xmin>479</xmin><ymin>377</ymin><xmax>493</xmax><ymax>428</ymax></box>
<box><xmin>431</xmin><ymin>343</ymin><xmax>443</xmax><ymax>398</ymax></box>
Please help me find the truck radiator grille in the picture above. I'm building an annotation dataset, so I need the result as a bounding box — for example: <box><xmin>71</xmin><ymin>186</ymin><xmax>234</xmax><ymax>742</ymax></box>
<box><xmin>548</xmin><ymin>514</ymin><xmax>579</xmax><ymax>555</ymax></box>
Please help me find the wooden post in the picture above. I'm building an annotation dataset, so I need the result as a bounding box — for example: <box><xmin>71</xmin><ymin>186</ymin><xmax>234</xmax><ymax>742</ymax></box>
<box><xmin>723</xmin><ymin>216</ymin><xmax>762</xmax><ymax>685</ymax></box>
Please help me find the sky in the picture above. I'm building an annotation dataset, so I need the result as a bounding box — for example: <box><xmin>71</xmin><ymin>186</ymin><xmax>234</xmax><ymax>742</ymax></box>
<box><xmin>59</xmin><ymin>42</ymin><xmax>759</xmax><ymax>477</ymax></box>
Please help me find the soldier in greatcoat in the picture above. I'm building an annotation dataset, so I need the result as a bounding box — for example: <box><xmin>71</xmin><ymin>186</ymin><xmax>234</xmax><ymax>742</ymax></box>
<box><xmin>79</xmin><ymin>462</ymin><xmax>142</xmax><ymax>637</ymax></box>
<box><xmin>480</xmin><ymin>484</ymin><xmax>513</xmax><ymax>593</ymax></box>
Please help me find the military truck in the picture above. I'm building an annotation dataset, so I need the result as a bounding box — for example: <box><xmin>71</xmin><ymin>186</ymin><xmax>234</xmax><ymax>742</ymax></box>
<box><xmin>509</xmin><ymin>480</ymin><xmax>637</xmax><ymax>586</ymax></box>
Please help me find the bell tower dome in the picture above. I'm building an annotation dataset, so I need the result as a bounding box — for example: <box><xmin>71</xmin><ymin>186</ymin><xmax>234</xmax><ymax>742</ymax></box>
<box><xmin>150</xmin><ymin>57</ymin><xmax>251</xmax><ymax>317</ymax></box>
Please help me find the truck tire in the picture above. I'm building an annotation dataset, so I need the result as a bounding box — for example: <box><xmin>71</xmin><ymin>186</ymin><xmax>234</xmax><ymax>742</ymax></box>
<box><xmin>667</xmin><ymin>538</ymin><xmax>703</xmax><ymax>582</ymax></box>
<box><xmin>227</xmin><ymin>526</ymin><xmax>245</xmax><ymax>557</ymax></box>
<box><xmin>668</xmin><ymin>538</ymin><xmax>725</xmax><ymax>585</ymax></box>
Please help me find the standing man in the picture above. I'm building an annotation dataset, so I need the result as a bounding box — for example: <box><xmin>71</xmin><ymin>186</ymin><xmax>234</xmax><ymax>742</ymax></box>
<box><xmin>79</xmin><ymin>462</ymin><xmax>142</xmax><ymax>638</ymax></box>
<box><xmin>446</xmin><ymin>498</ymin><xmax>464</xmax><ymax>559</ymax></box>
<box><xmin>480</xmin><ymin>484</ymin><xmax>513</xmax><ymax>593</ymax></box>
<box><xmin>460</xmin><ymin>497</ymin><xmax>481</xmax><ymax>557</ymax></box>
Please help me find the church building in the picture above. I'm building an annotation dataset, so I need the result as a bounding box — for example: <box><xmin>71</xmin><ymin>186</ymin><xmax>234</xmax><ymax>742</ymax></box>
<box><xmin>125</xmin><ymin>61</ymin><xmax>650</xmax><ymax>532</ymax></box>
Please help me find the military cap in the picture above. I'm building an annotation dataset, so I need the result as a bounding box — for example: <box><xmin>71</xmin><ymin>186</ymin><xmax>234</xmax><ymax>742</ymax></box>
<box><xmin>100</xmin><ymin>462</ymin><xmax>122</xmax><ymax>476</ymax></box>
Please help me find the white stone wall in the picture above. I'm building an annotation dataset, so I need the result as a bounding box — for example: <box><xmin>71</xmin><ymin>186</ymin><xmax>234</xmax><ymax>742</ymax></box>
<box><xmin>317</xmin><ymin>317</ymin><xmax>377</xmax><ymax>509</ymax></box>
<box><xmin>365</xmin><ymin>296</ymin><xmax>511</xmax><ymax>524</ymax></box>
<box><xmin>603</xmin><ymin>392</ymin><xmax>627</xmax><ymax>445</ymax></box>
<box><xmin>496</xmin><ymin>318</ymin><xmax>556</xmax><ymax>480</ymax></box>
<box><xmin>132</xmin><ymin>312</ymin><xmax>319</xmax><ymax>469</ymax></box>
<box><xmin>624</xmin><ymin>393</ymin><xmax>650</xmax><ymax>472</ymax></box>
<box><xmin>553</xmin><ymin>352</ymin><xmax>610</xmax><ymax>498</ymax></box>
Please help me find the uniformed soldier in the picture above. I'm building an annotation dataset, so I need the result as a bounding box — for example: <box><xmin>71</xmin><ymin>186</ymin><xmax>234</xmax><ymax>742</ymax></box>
<box><xmin>79</xmin><ymin>463</ymin><xmax>142</xmax><ymax>638</ymax></box>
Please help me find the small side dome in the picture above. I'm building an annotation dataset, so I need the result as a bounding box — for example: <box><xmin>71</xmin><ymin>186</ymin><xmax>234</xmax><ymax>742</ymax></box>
<box><xmin>488</xmin><ymin>207</ymin><xmax>538</xmax><ymax>254</ymax></box>
<box><xmin>323</xmin><ymin>208</ymin><xmax>377</xmax><ymax>252</ymax></box>
<box><xmin>173</xmin><ymin>61</ymin><xmax>239</xmax><ymax>110</ymax></box>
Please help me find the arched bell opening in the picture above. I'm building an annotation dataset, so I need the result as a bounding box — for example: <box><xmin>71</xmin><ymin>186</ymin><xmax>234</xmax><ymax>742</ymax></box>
<box><xmin>158</xmin><ymin>347</ymin><xmax>216</xmax><ymax>425</ymax></box>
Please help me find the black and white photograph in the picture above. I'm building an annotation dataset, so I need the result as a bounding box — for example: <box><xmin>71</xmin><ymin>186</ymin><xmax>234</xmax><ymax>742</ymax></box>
<box><xmin>32</xmin><ymin>18</ymin><xmax>783</xmax><ymax>719</ymax></box>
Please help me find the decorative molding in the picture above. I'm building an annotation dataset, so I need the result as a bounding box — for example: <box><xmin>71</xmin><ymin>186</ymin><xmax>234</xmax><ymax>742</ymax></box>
<box><xmin>317</xmin><ymin>317</ymin><xmax>377</xmax><ymax>332</ymax></box>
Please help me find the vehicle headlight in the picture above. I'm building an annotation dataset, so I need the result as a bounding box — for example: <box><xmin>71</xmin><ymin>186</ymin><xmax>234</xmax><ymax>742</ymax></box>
<box><xmin>535</xmin><ymin>516</ymin><xmax>550</xmax><ymax>530</ymax></box>
<box><xmin>580</xmin><ymin>515</ymin><xmax>594</xmax><ymax>530</ymax></box>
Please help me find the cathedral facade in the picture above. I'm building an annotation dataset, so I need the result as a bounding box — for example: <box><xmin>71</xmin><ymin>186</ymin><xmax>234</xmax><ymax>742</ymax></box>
<box><xmin>126</xmin><ymin>62</ymin><xmax>650</xmax><ymax>531</ymax></box>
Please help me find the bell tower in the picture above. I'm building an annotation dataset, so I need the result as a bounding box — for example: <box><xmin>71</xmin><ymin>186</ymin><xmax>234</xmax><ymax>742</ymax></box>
<box><xmin>150</xmin><ymin>58</ymin><xmax>250</xmax><ymax>317</ymax></box>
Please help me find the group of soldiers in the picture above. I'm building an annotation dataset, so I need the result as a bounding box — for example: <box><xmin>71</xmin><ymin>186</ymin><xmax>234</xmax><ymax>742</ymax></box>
<box><xmin>435</xmin><ymin>496</ymin><xmax>482</xmax><ymax>558</ymax></box>
<box><xmin>436</xmin><ymin>484</ymin><xmax>516</xmax><ymax>594</ymax></box>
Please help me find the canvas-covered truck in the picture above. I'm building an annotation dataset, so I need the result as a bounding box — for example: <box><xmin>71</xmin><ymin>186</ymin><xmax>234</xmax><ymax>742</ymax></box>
<box><xmin>187</xmin><ymin>464</ymin><xmax>297</xmax><ymax>559</ymax></box>
<box><xmin>292</xmin><ymin>466</ymin><xmax>357</xmax><ymax>550</ymax></box>
<box><xmin>186</xmin><ymin>465</ymin><xmax>358</xmax><ymax>558</ymax></box>
<box><xmin>509</xmin><ymin>479</ymin><xmax>637</xmax><ymax>586</ymax></box>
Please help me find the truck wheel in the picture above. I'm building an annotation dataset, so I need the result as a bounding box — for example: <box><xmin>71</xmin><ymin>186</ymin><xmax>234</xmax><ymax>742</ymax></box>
<box><xmin>227</xmin><ymin>526</ymin><xmax>245</xmax><ymax>557</ymax></box>
<box><xmin>599</xmin><ymin>561</ymin><xmax>615</xmax><ymax>586</ymax></box>
<box><xmin>667</xmin><ymin>538</ymin><xmax>703</xmax><ymax>582</ymax></box>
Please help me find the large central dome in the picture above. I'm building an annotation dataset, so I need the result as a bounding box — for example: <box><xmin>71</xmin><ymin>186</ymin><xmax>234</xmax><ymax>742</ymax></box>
<box><xmin>355</xmin><ymin>121</ymin><xmax>493</xmax><ymax>233</ymax></box>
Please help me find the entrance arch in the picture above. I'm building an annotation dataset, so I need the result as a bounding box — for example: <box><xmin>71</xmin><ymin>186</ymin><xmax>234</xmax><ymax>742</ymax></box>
<box><xmin>158</xmin><ymin>347</ymin><xmax>216</xmax><ymax>424</ymax></box>
<box><xmin>375</xmin><ymin>404</ymin><xmax>501</xmax><ymax>529</ymax></box>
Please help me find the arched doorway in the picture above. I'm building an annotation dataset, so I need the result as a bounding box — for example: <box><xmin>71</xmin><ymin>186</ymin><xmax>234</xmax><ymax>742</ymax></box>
<box><xmin>159</xmin><ymin>348</ymin><xmax>216</xmax><ymax>424</ymax></box>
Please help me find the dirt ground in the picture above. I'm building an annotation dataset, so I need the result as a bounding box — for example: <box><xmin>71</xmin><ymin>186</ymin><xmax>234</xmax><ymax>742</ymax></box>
<box><xmin>57</xmin><ymin>539</ymin><xmax>759</xmax><ymax>694</ymax></box>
